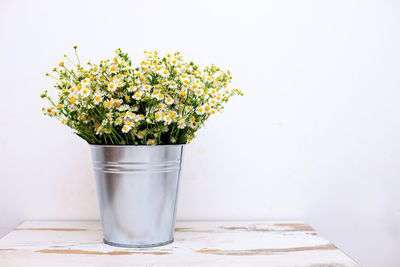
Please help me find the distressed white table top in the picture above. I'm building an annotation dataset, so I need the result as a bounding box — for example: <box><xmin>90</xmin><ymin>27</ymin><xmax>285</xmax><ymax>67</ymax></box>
<box><xmin>0</xmin><ymin>221</ymin><xmax>358</xmax><ymax>266</ymax></box>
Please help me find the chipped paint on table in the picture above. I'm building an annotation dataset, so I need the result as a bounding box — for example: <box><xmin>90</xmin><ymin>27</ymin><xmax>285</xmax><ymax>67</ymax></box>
<box><xmin>0</xmin><ymin>221</ymin><xmax>359</xmax><ymax>266</ymax></box>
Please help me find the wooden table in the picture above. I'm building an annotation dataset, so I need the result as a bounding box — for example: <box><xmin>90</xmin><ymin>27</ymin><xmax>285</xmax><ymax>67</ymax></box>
<box><xmin>0</xmin><ymin>221</ymin><xmax>359</xmax><ymax>266</ymax></box>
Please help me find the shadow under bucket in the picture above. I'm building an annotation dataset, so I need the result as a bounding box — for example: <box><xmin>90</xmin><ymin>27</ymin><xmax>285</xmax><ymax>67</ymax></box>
<box><xmin>90</xmin><ymin>144</ymin><xmax>185</xmax><ymax>248</ymax></box>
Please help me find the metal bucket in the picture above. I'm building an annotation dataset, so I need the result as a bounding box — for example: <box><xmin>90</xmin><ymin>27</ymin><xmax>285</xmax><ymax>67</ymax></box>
<box><xmin>90</xmin><ymin>145</ymin><xmax>185</xmax><ymax>248</ymax></box>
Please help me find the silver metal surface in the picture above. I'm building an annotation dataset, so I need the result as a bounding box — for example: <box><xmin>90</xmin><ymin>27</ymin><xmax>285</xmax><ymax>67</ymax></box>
<box><xmin>90</xmin><ymin>145</ymin><xmax>185</xmax><ymax>248</ymax></box>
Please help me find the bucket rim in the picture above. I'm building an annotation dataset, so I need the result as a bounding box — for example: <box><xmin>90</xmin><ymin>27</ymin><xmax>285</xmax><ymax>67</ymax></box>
<box><xmin>89</xmin><ymin>144</ymin><xmax>187</xmax><ymax>148</ymax></box>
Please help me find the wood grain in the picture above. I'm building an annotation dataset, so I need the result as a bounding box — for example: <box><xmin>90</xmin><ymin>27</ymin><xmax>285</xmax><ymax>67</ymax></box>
<box><xmin>0</xmin><ymin>221</ymin><xmax>359</xmax><ymax>266</ymax></box>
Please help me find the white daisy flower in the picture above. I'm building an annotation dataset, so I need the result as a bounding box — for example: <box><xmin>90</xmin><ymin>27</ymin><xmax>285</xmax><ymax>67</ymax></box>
<box><xmin>126</xmin><ymin>111</ymin><xmax>135</xmax><ymax>120</ymax></box>
<box><xmin>142</xmin><ymin>84</ymin><xmax>152</xmax><ymax>91</ymax></box>
<box><xmin>82</xmin><ymin>78</ymin><xmax>90</xmax><ymax>88</ymax></box>
<box><xmin>154</xmin><ymin>66</ymin><xmax>163</xmax><ymax>74</ymax></box>
<box><xmin>81</xmin><ymin>88</ymin><xmax>91</xmax><ymax>98</ymax></box>
<box><xmin>209</xmin><ymin>98</ymin><xmax>217</xmax><ymax>106</ymax></box>
<box><xmin>93</xmin><ymin>93</ymin><xmax>102</xmax><ymax>105</ymax></box>
<box><xmin>114</xmin><ymin>117</ymin><xmax>123</xmax><ymax>125</ymax></box>
<box><xmin>177</xmin><ymin>120</ymin><xmax>186</xmax><ymax>129</ymax></box>
<box><xmin>170</xmin><ymin>57</ymin><xmax>178</xmax><ymax>65</ymax></box>
<box><xmin>161</xmin><ymin>69</ymin><xmax>169</xmax><ymax>77</ymax></box>
<box><xmin>121</xmin><ymin>125</ymin><xmax>130</xmax><ymax>133</ymax></box>
<box><xmin>133</xmin><ymin>91</ymin><xmax>143</xmax><ymax>100</ymax></box>
<box><xmin>125</xmin><ymin>120</ymin><xmax>134</xmax><ymax>128</ymax></box>
<box><xmin>155</xmin><ymin>93</ymin><xmax>164</xmax><ymax>101</ymax></box>
<box><xmin>122</xmin><ymin>120</ymin><xmax>134</xmax><ymax>133</ymax></box>
<box><xmin>194</xmin><ymin>88</ymin><xmax>203</xmax><ymax>96</ymax></box>
<box><xmin>108</xmin><ymin>82</ymin><xmax>116</xmax><ymax>92</ymax></box>
<box><xmin>91</xmin><ymin>65</ymin><xmax>99</xmax><ymax>73</ymax></box>
<box><xmin>165</xmin><ymin>96</ymin><xmax>174</xmax><ymax>105</ymax></box>
<box><xmin>185</xmin><ymin>106</ymin><xmax>193</xmax><ymax>113</ymax></box>
<box><xmin>155</xmin><ymin>111</ymin><xmax>164</xmax><ymax>122</ymax></box>
<box><xmin>118</xmin><ymin>104</ymin><xmax>129</xmax><ymax>112</ymax></box>
<box><xmin>195</xmin><ymin>106</ymin><xmax>205</xmax><ymax>115</ymax></box>
<box><xmin>164</xmin><ymin>116</ymin><xmax>172</xmax><ymax>125</ymax></box>
<box><xmin>109</xmin><ymin>64</ymin><xmax>117</xmax><ymax>74</ymax></box>
<box><xmin>156</xmin><ymin>103</ymin><xmax>166</xmax><ymax>110</ymax></box>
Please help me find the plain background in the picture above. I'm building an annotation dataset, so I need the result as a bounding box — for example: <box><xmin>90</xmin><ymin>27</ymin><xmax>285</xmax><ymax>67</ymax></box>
<box><xmin>1</xmin><ymin>0</ymin><xmax>400</xmax><ymax>266</ymax></box>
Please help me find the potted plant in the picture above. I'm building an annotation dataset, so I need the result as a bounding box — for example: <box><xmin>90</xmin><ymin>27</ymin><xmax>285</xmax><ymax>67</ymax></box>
<box><xmin>41</xmin><ymin>47</ymin><xmax>242</xmax><ymax>248</ymax></box>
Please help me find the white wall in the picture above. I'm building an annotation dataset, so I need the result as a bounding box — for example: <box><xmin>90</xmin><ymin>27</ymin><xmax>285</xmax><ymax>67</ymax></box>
<box><xmin>1</xmin><ymin>0</ymin><xmax>400</xmax><ymax>265</ymax></box>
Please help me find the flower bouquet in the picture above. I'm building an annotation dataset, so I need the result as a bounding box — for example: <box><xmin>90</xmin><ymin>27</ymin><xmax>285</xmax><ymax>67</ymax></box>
<box><xmin>41</xmin><ymin>47</ymin><xmax>242</xmax><ymax>145</ymax></box>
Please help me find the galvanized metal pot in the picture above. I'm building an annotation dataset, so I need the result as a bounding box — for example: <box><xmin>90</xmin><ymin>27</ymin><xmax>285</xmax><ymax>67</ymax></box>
<box><xmin>90</xmin><ymin>145</ymin><xmax>185</xmax><ymax>248</ymax></box>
